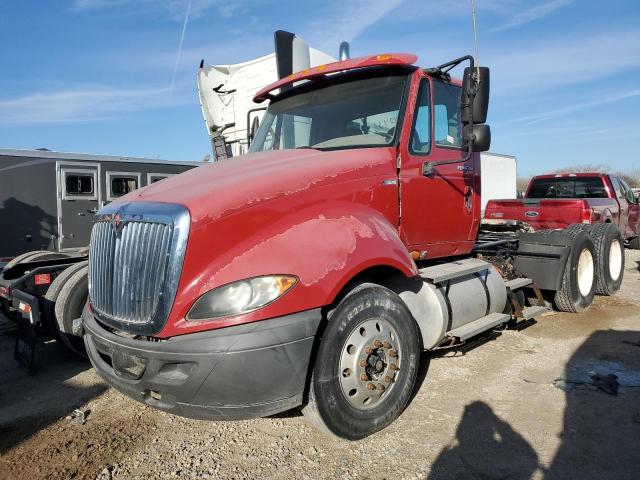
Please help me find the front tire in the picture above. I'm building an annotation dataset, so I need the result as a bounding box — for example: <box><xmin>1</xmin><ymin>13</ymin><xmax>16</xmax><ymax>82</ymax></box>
<box><xmin>302</xmin><ymin>284</ymin><xmax>420</xmax><ymax>440</ymax></box>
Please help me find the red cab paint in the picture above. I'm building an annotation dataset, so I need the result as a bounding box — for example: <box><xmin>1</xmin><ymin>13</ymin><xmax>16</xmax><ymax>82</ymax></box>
<box><xmin>97</xmin><ymin>58</ymin><xmax>481</xmax><ymax>339</ymax></box>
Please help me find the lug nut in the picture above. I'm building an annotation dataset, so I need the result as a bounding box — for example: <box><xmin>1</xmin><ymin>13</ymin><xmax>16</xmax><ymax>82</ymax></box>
<box><xmin>384</xmin><ymin>376</ymin><xmax>394</xmax><ymax>383</ymax></box>
<box><xmin>365</xmin><ymin>346</ymin><xmax>373</xmax><ymax>355</ymax></box>
<box><xmin>377</xmin><ymin>384</ymin><xmax>385</xmax><ymax>392</ymax></box>
<box><xmin>383</xmin><ymin>341</ymin><xmax>391</xmax><ymax>349</ymax></box>
<box><xmin>360</xmin><ymin>373</ymin><xmax>369</xmax><ymax>381</ymax></box>
<box><xmin>367</xmin><ymin>383</ymin><xmax>376</xmax><ymax>391</ymax></box>
<box><xmin>389</xmin><ymin>363</ymin><xmax>399</xmax><ymax>371</ymax></box>
<box><xmin>388</xmin><ymin>349</ymin><xmax>398</xmax><ymax>358</ymax></box>
<box><xmin>373</xmin><ymin>339</ymin><xmax>383</xmax><ymax>348</ymax></box>
<box><xmin>359</xmin><ymin>359</ymin><xmax>367</xmax><ymax>368</ymax></box>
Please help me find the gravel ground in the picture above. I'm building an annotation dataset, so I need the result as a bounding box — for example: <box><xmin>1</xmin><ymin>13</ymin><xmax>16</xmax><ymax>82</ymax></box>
<box><xmin>1</xmin><ymin>250</ymin><xmax>639</xmax><ymax>480</ymax></box>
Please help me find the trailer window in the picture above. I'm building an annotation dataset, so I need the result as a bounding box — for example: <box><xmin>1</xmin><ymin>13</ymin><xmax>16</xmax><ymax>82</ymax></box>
<box><xmin>527</xmin><ymin>177</ymin><xmax>608</xmax><ymax>199</ymax></box>
<box><xmin>433</xmin><ymin>81</ymin><xmax>462</xmax><ymax>148</ymax></box>
<box><xmin>65</xmin><ymin>174</ymin><xmax>94</xmax><ymax>196</ymax></box>
<box><xmin>110</xmin><ymin>176</ymin><xmax>138</xmax><ymax>198</ymax></box>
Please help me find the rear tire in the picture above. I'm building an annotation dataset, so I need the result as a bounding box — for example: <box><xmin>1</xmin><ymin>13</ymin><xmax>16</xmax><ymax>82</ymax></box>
<box><xmin>590</xmin><ymin>223</ymin><xmax>624</xmax><ymax>295</ymax></box>
<box><xmin>46</xmin><ymin>262</ymin><xmax>88</xmax><ymax>356</ymax></box>
<box><xmin>2</xmin><ymin>250</ymin><xmax>68</xmax><ymax>273</ymax></box>
<box><xmin>554</xmin><ymin>230</ymin><xmax>596</xmax><ymax>312</ymax></box>
<box><xmin>629</xmin><ymin>236</ymin><xmax>640</xmax><ymax>250</ymax></box>
<box><xmin>43</xmin><ymin>261</ymin><xmax>89</xmax><ymax>339</ymax></box>
<box><xmin>302</xmin><ymin>284</ymin><xmax>420</xmax><ymax>440</ymax></box>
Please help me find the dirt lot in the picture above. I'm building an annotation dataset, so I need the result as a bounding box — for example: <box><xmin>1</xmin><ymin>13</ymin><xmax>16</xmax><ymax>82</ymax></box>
<box><xmin>1</xmin><ymin>251</ymin><xmax>639</xmax><ymax>480</ymax></box>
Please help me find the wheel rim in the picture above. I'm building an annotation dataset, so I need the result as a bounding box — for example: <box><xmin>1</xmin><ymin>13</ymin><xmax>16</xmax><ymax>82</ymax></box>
<box><xmin>608</xmin><ymin>239</ymin><xmax>623</xmax><ymax>281</ymax></box>
<box><xmin>577</xmin><ymin>248</ymin><xmax>594</xmax><ymax>296</ymax></box>
<box><xmin>339</xmin><ymin>318</ymin><xmax>401</xmax><ymax>410</ymax></box>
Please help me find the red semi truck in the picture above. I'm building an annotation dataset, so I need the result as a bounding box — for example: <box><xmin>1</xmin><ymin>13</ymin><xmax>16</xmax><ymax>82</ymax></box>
<box><xmin>81</xmin><ymin>53</ymin><xmax>626</xmax><ymax>439</ymax></box>
<box><xmin>485</xmin><ymin>173</ymin><xmax>640</xmax><ymax>248</ymax></box>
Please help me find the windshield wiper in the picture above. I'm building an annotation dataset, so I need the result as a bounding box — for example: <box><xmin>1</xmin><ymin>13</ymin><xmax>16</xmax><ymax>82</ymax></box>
<box><xmin>295</xmin><ymin>146</ymin><xmax>328</xmax><ymax>151</ymax></box>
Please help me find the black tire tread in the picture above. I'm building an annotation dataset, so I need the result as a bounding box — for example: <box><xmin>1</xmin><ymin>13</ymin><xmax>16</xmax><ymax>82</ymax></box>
<box><xmin>301</xmin><ymin>283</ymin><xmax>420</xmax><ymax>440</ymax></box>
<box><xmin>553</xmin><ymin>226</ymin><xmax>595</xmax><ymax>313</ymax></box>
<box><xmin>591</xmin><ymin>223</ymin><xmax>624</xmax><ymax>296</ymax></box>
<box><xmin>3</xmin><ymin>250</ymin><xmax>68</xmax><ymax>272</ymax></box>
<box><xmin>54</xmin><ymin>266</ymin><xmax>88</xmax><ymax>356</ymax></box>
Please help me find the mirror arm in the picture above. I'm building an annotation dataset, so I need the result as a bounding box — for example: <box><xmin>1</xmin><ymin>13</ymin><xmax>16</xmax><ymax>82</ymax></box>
<box><xmin>422</xmin><ymin>55</ymin><xmax>477</xmax><ymax>177</ymax></box>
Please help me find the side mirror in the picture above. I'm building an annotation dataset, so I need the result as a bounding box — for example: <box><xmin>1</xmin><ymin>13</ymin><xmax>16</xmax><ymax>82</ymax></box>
<box><xmin>626</xmin><ymin>188</ymin><xmax>638</xmax><ymax>204</ymax></box>
<box><xmin>469</xmin><ymin>124</ymin><xmax>491</xmax><ymax>152</ymax></box>
<box><xmin>461</xmin><ymin>66</ymin><xmax>490</xmax><ymax>124</ymax></box>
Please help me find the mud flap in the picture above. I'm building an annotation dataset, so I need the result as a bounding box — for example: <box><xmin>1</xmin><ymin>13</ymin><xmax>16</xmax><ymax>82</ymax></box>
<box><xmin>15</xmin><ymin>319</ymin><xmax>38</xmax><ymax>373</ymax></box>
<box><xmin>12</xmin><ymin>290</ymin><xmax>42</xmax><ymax>372</ymax></box>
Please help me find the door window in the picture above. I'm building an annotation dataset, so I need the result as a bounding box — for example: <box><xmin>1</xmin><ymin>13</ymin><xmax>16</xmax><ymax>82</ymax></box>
<box><xmin>433</xmin><ymin>81</ymin><xmax>462</xmax><ymax>148</ymax></box>
<box><xmin>409</xmin><ymin>80</ymin><xmax>431</xmax><ymax>155</ymax></box>
<box><xmin>609</xmin><ymin>176</ymin><xmax>625</xmax><ymax>199</ymax></box>
<box><xmin>63</xmin><ymin>170</ymin><xmax>97</xmax><ymax>200</ymax></box>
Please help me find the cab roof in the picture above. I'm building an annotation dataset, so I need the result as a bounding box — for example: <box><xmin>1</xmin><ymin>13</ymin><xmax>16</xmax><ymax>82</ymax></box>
<box><xmin>253</xmin><ymin>53</ymin><xmax>418</xmax><ymax>103</ymax></box>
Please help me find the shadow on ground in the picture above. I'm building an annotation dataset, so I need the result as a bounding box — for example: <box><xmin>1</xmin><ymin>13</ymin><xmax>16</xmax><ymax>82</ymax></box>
<box><xmin>0</xmin><ymin>316</ymin><xmax>106</xmax><ymax>453</ymax></box>
<box><xmin>427</xmin><ymin>329</ymin><xmax>640</xmax><ymax>480</ymax></box>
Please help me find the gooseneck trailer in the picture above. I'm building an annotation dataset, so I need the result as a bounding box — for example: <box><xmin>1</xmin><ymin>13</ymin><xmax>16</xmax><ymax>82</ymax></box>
<box><xmin>79</xmin><ymin>52</ymin><xmax>624</xmax><ymax>440</ymax></box>
<box><xmin>0</xmin><ymin>150</ymin><xmax>199</xmax><ymax>365</ymax></box>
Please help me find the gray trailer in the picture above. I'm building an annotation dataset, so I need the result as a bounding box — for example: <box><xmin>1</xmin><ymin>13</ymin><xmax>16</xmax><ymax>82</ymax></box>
<box><xmin>0</xmin><ymin>148</ymin><xmax>200</xmax><ymax>261</ymax></box>
<box><xmin>0</xmin><ymin>149</ymin><xmax>200</xmax><ymax>367</ymax></box>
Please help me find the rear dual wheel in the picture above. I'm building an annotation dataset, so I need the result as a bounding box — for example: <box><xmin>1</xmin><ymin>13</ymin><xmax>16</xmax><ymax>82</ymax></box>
<box><xmin>302</xmin><ymin>284</ymin><xmax>420</xmax><ymax>440</ymax></box>
<box><xmin>567</xmin><ymin>223</ymin><xmax>624</xmax><ymax>295</ymax></box>
<box><xmin>44</xmin><ymin>261</ymin><xmax>88</xmax><ymax>357</ymax></box>
<box><xmin>554</xmin><ymin>229</ymin><xmax>596</xmax><ymax>312</ymax></box>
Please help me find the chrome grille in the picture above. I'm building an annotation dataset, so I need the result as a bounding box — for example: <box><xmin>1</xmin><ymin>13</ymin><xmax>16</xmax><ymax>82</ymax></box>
<box><xmin>88</xmin><ymin>202</ymin><xmax>190</xmax><ymax>334</ymax></box>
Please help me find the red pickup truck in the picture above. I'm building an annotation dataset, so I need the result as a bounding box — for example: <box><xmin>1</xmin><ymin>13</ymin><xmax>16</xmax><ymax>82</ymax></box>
<box><xmin>485</xmin><ymin>173</ymin><xmax>640</xmax><ymax>248</ymax></box>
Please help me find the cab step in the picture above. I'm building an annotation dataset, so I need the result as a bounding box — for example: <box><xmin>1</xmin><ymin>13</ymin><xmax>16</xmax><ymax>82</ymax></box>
<box><xmin>521</xmin><ymin>305</ymin><xmax>550</xmax><ymax>320</ymax></box>
<box><xmin>446</xmin><ymin>312</ymin><xmax>511</xmax><ymax>342</ymax></box>
<box><xmin>504</xmin><ymin>277</ymin><xmax>533</xmax><ymax>290</ymax></box>
<box><xmin>420</xmin><ymin>258</ymin><xmax>490</xmax><ymax>283</ymax></box>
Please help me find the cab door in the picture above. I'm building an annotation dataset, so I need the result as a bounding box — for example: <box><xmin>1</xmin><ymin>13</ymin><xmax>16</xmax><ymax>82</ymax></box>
<box><xmin>399</xmin><ymin>74</ymin><xmax>476</xmax><ymax>258</ymax></box>
<box><xmin>57</xmin><ymin>163</ymin><xmax>100</xmax><ymax>250</ymax></box>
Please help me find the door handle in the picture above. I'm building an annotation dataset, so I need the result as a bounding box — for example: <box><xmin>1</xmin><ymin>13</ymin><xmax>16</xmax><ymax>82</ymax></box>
<box><xmin>77</xmin><ymin>212</ymin><xmax>86</xmax><ymax>216</ymax></box>
<box><xmin>464</xmin><ymin>186</ymin><xmax>472</xmax><ymax>213</ymax></box>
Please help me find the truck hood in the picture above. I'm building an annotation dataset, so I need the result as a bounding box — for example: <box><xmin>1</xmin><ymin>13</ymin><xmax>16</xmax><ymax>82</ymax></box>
<box><xmin>128</xmin><ymin>147</ymin><xmax>396</xmax><ymax>222</ymax></box>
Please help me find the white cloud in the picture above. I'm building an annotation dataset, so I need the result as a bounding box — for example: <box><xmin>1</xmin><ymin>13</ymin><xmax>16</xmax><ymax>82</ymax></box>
<box><xmin>0</xmin><ymin>86</ymin><xmax>190</xmax><ymax>124</ymax></box>
<box><xmin>511</xmin><ymin>89</ymin><xmax>640</xmax><ymax>125</ymax></box>
<box><xmin>492</xmin><ymin>0</ymin><xmax>573</xmax><ymax>31</ymax></box>
<box><xmin>485</xmin><ymin>30</ymin><xmax>640</xmax><ymax>95</ymax></box>
<box><xmin>306</xmin><ymin>0</ymin><xmax>405</xmax><ymax>51</ymax></box>
<box><xmin>71</xmin><ymin>0</ymin><xmax>240</xmax><ymax>20</ymax></box>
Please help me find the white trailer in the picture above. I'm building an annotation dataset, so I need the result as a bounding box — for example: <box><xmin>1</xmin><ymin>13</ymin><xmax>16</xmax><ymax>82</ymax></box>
<box><xmin>197</xmin><ymin>32</ymin><xmax>335</xmax><ymax>159</ymax></box>
<box><xmin>480</xmin><ymin>152</ymin><xmax>517</xmax><ymax>215</ymax></box>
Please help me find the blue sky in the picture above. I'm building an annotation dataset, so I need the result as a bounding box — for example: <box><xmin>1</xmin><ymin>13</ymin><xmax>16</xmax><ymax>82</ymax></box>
<box><xmin>0</xmin><ymin>0</ymin><xmax>639</xmax><ymax>176</ymax></box>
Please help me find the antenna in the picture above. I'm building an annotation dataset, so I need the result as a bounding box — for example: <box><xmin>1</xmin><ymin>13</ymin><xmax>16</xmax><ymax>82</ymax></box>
<box><xmin>471</xmin><ymin>0</ymin><xmax>480</xmax><ymax>64</ymax></box>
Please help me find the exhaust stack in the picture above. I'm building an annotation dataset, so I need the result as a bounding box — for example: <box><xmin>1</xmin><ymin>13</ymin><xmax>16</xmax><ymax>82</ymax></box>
<box><xmin>339</xmin><ymin>41</ymin><xmax>350</xmax><ymax>60</ymax></box>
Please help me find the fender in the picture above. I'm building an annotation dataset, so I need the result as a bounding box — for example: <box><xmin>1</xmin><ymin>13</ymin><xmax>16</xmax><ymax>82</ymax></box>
<box><xmin>160</xmin><ymin>200</ymin><xmax>417</xmax><ymax>337</ymax></box>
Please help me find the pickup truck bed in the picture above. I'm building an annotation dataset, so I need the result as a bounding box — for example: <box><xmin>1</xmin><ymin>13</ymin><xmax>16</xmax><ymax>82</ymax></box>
<box><xmin>485</xmin><ymin>173</ymin><xmax>640</xmax><ymax>242</ymax></box>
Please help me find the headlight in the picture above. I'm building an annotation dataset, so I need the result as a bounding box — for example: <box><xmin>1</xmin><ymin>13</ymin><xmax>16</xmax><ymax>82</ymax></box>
<box><xmin>186</xmin><ymin>275</ymin><xmax>297</xmax><ymax>320</ymax></box>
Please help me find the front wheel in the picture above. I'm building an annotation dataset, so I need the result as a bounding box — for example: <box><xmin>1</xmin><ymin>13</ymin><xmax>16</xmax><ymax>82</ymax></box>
<box><xmin>302</xmin><ymin>284</ymin><xmax>420</xmax><ymax>440</ymax></box>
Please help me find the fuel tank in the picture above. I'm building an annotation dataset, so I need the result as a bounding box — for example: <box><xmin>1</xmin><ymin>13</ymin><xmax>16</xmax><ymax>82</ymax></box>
<box><xmin>391</xmin><ymin>265</ymin><xmax>507</xmax><ymax>350</ymax></box>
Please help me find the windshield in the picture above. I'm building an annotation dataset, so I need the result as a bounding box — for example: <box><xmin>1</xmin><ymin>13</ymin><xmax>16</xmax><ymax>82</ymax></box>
<box><xmin>527</xmin><ymin>177</ymin><xmax>608</xmax><ymax>199</ymax></box>
<box><xmin>249</xmin><ymin>74</ymin><xmax>407</xmax><ymax>152</ymax></box>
